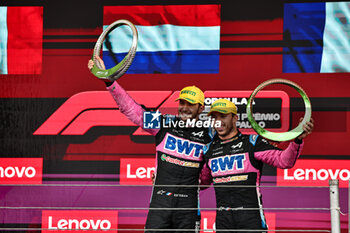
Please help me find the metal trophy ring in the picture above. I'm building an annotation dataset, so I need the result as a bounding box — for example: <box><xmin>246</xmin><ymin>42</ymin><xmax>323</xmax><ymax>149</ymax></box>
<box><xmin>246</xmin><ymin>79</ymin><xmax>312</xmax><ymax>141</ymax></box>
<box><xmin>91</xmin><ymin>19</ymin><xmax>138</xmax><ymax>81</ymax></box>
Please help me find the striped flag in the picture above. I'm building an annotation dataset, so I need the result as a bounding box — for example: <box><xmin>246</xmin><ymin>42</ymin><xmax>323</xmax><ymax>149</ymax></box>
<box><xmin>283</xmin><ymin>2</ymin><xmax>350</xmax><ymax>73</ymax></box>
<box><xmin>0</xmin><ymin>7</ymin><xmax>43</xmax><ymax>75</ymax></box>
<box><xmin>102</xmin><ymin>5</ymin><xmax>220</xmax><ymax>74</ymax></box>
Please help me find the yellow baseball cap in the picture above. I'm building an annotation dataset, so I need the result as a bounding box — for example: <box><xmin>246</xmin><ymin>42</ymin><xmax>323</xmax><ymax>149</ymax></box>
<box><xmin>208</xmin><ymin>99</ymin><xmax>238</xmax><ymax>115</ymax></box>
<box><xmin>175</xmin><ymin>86</ymin><xmax>204</xmax><ymax>105</ymax></box>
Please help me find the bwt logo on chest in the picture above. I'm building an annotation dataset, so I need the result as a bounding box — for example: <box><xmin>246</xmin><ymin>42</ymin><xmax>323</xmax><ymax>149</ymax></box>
<box><xmin>210</xmin><ymin>154</ymin><xmax>246</xmax><ymax>173</ymax></box>
<box><xmin>164</xmin><ymin>134</ymin><xmax>204</xmax><ymax>158</ymax></box>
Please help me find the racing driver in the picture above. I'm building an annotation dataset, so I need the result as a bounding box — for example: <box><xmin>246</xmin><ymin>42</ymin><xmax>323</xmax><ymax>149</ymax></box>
<box><xmin>203</xmin><ymin>99</ymin><xmax>314</xmax><ymax>232</ymax></box>
<box><xmin>88</xmin><ymin>56</ymin><xmax>214</xmax><ymax>232</ymax></box>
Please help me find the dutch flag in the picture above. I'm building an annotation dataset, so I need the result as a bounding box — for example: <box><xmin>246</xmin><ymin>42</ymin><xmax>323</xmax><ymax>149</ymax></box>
<box><xmin>102</xmin><ymin>5</ymin><xmax>220</xmax><ymax>74</ymax></box>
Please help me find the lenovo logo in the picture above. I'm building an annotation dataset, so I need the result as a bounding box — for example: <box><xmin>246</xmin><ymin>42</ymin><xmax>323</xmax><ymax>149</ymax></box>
<box><xmin>277</xmin><ymin>160</ymin><xmax>350</xmax><ymax>187</ymax></box>
<box><xmin>200</xmin><ymin>211</ymin><xmax>216</xmax><ymax>233</ymax></box>
<box><xmin>0</xmin><ymin>167</ymin><xmax>36</xmax><ymax>178</ymax></box>
<box><xmin>41</xmin><ymin>210</ymin><xmax>118</xmax><ymax>233</ymax></box>
<box><xmin>120</xmin><ymin>158</ymin><xmax>155</xmax><ymax>185</ymax></box>
<box><xmin>0</xmin><ymin>158</ymin><xmax>43</xmax><ymax>184</ymax></box>
<box><xmin>200</xmin><ymin>211</ymin><xmax>275</xmax><ymax>232</ymax></box>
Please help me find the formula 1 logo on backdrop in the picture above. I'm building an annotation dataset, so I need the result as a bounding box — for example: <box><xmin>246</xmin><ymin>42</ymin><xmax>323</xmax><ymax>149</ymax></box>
<box><xmin>33</xmin><ymin>91</ymin><xmax>171</xmax><ymax>135</ymax></box>
<box><xmin>33</xmin><ymin>90</ymin><xmax>289</xmax><ymax>136</ymax></box>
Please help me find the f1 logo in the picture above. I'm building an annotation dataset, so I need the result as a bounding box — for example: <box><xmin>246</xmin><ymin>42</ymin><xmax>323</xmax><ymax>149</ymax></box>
<box><xmin>143</xmin><ymin>111</ymin><xmax>161</xmax><ymax>129</ymax></box>
<box><xmin>33</xmin><ymin>90</ymin><xmax>289</xmax><ymax>136</ymax></box>
<box><xmin>33</xmin><ymin>91</ymin><xmax>171</xmax><ymax>135</ymax></box>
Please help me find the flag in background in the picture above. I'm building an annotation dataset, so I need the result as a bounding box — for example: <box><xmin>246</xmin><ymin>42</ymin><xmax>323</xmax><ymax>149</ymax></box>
<box><xmin>283</xmin><ymin>2</ymin><xmax>350</xmax><ymax>73</ymax></box>
<box><xmin>102</xmin><ymin>5</ymin><xmax>220</xmax><ymax>74</ymax></box>
<box><xmin>0</xmin><ymin>7</ymin><xmax>43</xmax><ymax>75</ymax></box>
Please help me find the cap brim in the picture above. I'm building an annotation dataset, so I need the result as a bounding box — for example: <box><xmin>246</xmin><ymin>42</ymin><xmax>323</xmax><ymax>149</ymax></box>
<box><xmin>207</xmin><ymin>109</ymin><xmax>221</xmax><ymax>116</ymax></box>
<box><xmin>175</xmin><ymin>97</ymin><xmax>200</xmax><ymax>104</ymax></box>
<box><xmin>207</xmin><ymin>108</ymin><xmax>233</xmax><ymax>116</ymax></box>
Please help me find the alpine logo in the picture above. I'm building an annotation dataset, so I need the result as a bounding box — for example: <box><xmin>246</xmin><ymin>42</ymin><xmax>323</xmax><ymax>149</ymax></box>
<box><xmin>210</xmin><ymin>154</ymin><xmax>245</xmax><ymax>174</ymax></box>
<box><xmin>192</xmin><ymin>131</ymin><xmax>204</xmax><ymax>137</ymax></box>
<box><xmin>157</xmin><ymin>190</ymin><xmax>166</xmax><ymax>195</ymax></box>
<box><xmin>231</xmin><ymin>142</ymin><xmax>243</xmax><ymax>149</ymax></box>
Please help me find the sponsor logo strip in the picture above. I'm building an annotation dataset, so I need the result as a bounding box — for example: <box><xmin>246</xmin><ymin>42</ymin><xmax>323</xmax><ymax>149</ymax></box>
<box><xmin>213</xmin><ymin>175</ymin><xmax>248</xmax><ymax>184</ymax></box>
<box><xmin>209</xmin><ymin>154</ymin><xmax>246</xmax><ymax>176</ymax></box>
<box><xmin>0</xmin><ymin>158</ymin><xmax>43</xmax><ymax>184</ymax></box>
<box><xmin>200</xmin><ymin>211</ymin><xmax>276</xmax><ymax>232</ymax></box>
<box><xmin>157</xmin><ymin>133</ymin><xmax>204</xmax><ymax>161</ymax></box>
<box><xmin>42</xmin><ymin>210</ymin><xmax>118</xmax><ymax>233</ymax></box>
<box><xmin>120</xmin><ymin>158</ymin><xmax>155</xmax><ymax>185</ymax></box>
<box><xmin>161</xmin><ymin>154</ymin><xmax>200</xmax><ymax>168</ymax></box>
<box><xmin>277</xmin><ymin>159</ymin><xmax>350</xmax><ymax>187</ymax></box>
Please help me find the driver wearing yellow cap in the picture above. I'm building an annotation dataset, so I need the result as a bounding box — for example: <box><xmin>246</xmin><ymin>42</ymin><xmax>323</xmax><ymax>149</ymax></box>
<box><xmin>203</xmin><ymin>98</ymin><xmax>313</xmax><ymax>231</ymax></box>
<box><xmin>88</xmin><ymin>57</ymin><xmax>214</xmax><ymax>232</ymax></box>
<box><xmin>175</xmin><ymin>85</ymin><xmax>205</xmax><ymax>121</ymax></box>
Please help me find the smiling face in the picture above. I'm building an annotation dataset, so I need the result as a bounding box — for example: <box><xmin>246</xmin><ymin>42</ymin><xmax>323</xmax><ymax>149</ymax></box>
<box><xmin>210</xmin><ymin>112</ymin><xmax>238</xmax><ymax>140</ymax></box>
<box><xmin>177</xmin><ymin>99</ymin><xmax>204</xmax><ymax>121</ymax></box>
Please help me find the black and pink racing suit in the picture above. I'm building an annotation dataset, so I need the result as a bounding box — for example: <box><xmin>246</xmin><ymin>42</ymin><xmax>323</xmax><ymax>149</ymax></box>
<box><xmin>107</xmin><ymin>82</ymin><xmax>214</xmax><ymax>232</ymax></box>
<box><xmin>203</xmin><ymin>131</ymin><xmax>303</xmax><ymax>232</ymax></box>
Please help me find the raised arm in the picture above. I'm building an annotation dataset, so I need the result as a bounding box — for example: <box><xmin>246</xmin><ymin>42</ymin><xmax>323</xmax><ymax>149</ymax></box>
<box><xmin>88</xmin><ymin>57</ymin><xmax>159</xmax><ymax>136</ymax></box>
<box><xmin>254</xmin><ymin>140</ymin><xmax>303</xmax><ymax>169</ymax></box>
<box><xmin>254</xmin><ymin>118</ymin><xmax>313</xmax><ymax>169</ymax></box>
<box><xmin>108</xmin><ymin>82</ymin><xmax>159</xmax><ymax>136</ymax></box>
